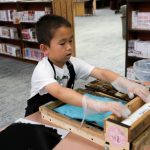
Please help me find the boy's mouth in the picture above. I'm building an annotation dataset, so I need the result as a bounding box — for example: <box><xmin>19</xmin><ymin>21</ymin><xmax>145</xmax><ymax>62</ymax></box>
<box><xmin>66</xmin><ymin>53</ymin><xmax>71</xmax><ymax>57</ymax></box>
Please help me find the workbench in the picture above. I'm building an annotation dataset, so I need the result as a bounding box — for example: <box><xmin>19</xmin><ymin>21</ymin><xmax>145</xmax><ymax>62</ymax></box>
<box><xmin>26</xmin><ymin>111</ymin><xmax>103</xmax><ymax>150</ymax></box>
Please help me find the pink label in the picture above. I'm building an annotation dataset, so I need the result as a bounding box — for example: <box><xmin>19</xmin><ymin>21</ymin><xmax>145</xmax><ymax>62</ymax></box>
<box><xmin>107</xmin><ymin>126</ymin><xmax>127</xmax><ymax>146</ymax></box>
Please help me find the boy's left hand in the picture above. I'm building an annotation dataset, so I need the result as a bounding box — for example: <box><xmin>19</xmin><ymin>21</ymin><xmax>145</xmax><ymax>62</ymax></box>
<box><xmin>111</xmin><ymin>77</ymin><xmax>150</xmax><ymax>103</ymax></box>
<box><xmin>127</xmin><ymin>81</ymin><xmax>150</xmax><ymax>102</ymax></box>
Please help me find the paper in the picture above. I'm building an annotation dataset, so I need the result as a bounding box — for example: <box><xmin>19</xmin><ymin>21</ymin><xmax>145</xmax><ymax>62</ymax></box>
<box><xmin>54</xmin><ymin>93</ymin><xmax>127</xmax><ymax>128</ymax></box>
<box><xmin>122</xmin><ymin>103</ymin><xmax>150</xmax><ymax>126</ymax></box>
<box><xmin>15</xmin><ymin>118</ymin><xmax>69</xmax><ymax>139</ymax></box>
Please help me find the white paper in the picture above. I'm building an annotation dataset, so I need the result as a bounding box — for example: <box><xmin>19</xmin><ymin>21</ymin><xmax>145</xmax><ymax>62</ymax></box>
<box><xmin>122</xmin><ymin>103</ymin><xmax>150</xmax><ymax>126</ymax></box>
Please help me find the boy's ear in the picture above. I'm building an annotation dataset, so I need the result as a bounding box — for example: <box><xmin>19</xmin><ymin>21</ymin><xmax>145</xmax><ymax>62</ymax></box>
<box><xmin>40</xmin><ymin>44</ymin><xmax>49</xmax><ymax>56</ymax></box>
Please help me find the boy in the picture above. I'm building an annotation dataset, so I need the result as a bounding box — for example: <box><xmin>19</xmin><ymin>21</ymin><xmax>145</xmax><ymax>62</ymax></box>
<box><xmin>25</xmin><ymin>15</ymin><xmax>150</xmax><ymax>117</ymax></box>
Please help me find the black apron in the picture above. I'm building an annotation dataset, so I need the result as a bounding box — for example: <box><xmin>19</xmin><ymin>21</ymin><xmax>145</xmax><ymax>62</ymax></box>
<box><xmin>25</xmin><ymin>59</ymin><xmax>76</xmax><ymax>117</ymax></box>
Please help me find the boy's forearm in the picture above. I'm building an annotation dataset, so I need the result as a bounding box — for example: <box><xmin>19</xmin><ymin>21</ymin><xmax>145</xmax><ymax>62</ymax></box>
<box><xmin>90</xmin><ymin>67</ymin><xmax>120</xmax><ymax>82</ymax></box>
<box><xmin>57</xmin><ymin>87</ymin><xmax>83</xmax><ymax>106</ymax></box>
<box><xmin>45</xmin><ymin>83</ymin><xmax>83</xmax><ymax>107</ymax></box>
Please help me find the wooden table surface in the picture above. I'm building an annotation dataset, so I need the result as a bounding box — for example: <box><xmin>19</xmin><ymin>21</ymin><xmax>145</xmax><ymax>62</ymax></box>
<box><xmin>26</xmin><ymin>111</ymin><xmax>104</xmax><ymax>150</ymax></box>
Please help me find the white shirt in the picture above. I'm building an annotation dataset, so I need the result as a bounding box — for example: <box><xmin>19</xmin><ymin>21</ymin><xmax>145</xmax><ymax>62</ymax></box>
<box><xmin>30</xmin><ymin>56</ymin><xmax>94</xmax><ymax>98</ymax></box>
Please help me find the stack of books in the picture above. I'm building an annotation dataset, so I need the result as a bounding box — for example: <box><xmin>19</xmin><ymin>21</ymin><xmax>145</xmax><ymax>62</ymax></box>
<box><xmin>24</xmin><ymin>47</ymin><xmax>44</xmax><ymax>61</ymax></box>
<box><xmin>132</xmin><ymin>11</ymin><xmax>150</xmax><ymax>30</ymax></box>
<box><xmin>128</xmin><ymin>40</ymin><xmax>150</xmax><ymax>58</ymax></box>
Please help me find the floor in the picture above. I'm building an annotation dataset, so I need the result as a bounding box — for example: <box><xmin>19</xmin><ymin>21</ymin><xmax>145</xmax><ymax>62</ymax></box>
<box><xmin>0</xmin><ymin>8</ymin><xmax>125</xmax><ymax>128</ymax></box>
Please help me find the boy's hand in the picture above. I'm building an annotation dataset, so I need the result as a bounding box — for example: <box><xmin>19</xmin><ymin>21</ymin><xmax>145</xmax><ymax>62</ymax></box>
<box><xmin>111</xmin><ymin>77</ymin><xmax>150</xmax><ymax>102</ymax></box>
<box><xmin>82</xmin><ymin>96</ymin><xmax>131</xmax><ymax>118</ymax></box>
<box><xmin>96</xmin><ymin>101</ymin><xmax>131</xmax><ymax>118</ymax></box>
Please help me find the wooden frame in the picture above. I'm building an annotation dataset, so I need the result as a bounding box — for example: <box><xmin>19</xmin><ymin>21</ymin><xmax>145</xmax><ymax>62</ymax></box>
<box><xmin>39</xmin><ymin>90</ymin><xmax>106</xmax><ymax>146</ymax></box>
<box><xmin>39</xmin><ymin>90</ymin><xmax>150</xmax><ymax>149</ymax></box>
<box><xmin>105</xmin><ymin>97</ymin><xmax>150</xmax><ymax>150</ymax></box>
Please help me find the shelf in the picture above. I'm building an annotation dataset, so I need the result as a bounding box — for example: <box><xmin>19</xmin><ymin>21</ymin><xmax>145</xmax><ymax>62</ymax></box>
<box><xmin>22</xmin><ymin>39</ymin><xmax>38</xmax><ymax>43</ymax></box>
<box><xmin>0</xmin><ymin>0</ymin><xmax>76</xmax><ymax>62</ymax></box>
<box><xmin>127</xmin><ymin>56</ymin><xmax>148</xmax><ymax>60</ymax></box>
<box><xmin>128</xmin><ymin>0</ymin><xmax>150</xmax><ymax>3</ymax></box>
<box><xmin>0</xmin><ymin>52</ymin><xmax>22</xmax><ymax>59</ymax></box>
<box><xmin>17</xmin><ymin>0</ymin><xmax>53</xmax><ymax>3</ymax></box>
<box><xmin>20</xmin><ymin>22</ymin><xmax>36</xmax><ymax>24</ymax></box>
<box><xmin>24</xmin><ymin>57</ymin><xmax>40</xmax><ymax>62</ymax></box>
<box><xmin>0</xmin><ymin>37</ymin><xmax>21</xmax><ymax>41</ymax></box>
<box><xmin>0</xmin><ymin>53</ymin><xmax>38</xmax><ymax>63</ymax></box>
<box><xmin>129</xmin><ymin>29</ymin><xmax>150</xmax><ymax>33</ymax></box>
<box><xmin>0</xmin><ymin>2</ymin><xmax>16</xmax><ymax>4</ymax></box>
<box><xmin>0</xmin><ymin>20</ymin><xmax>13</xmax><ymax>23</ymax></box>
<box><xmin>125</xmin><ymin>0</ymin><xmax>150</xmax><ymax>78</ymax></box>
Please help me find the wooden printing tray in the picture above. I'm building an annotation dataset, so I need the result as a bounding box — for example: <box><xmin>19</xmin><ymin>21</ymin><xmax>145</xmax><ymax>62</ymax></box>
<box><xmin>85</xmin><ymin>80</ymin><xmax>133</xmax><ymax>101</ymax></box>
<box><xmin>105</xmin><ymin>97</ymin><xmax>150</xmax><ymax>150</ymax></box>
<box><xmin>39</xmin><ymin>89</ymin><xmax>125</xmax><ymax>146</ymax></box>
<box><xmin>39</xmin><ymin>89</ymin><xmax>150</xmax><ymax>149</ymax></box>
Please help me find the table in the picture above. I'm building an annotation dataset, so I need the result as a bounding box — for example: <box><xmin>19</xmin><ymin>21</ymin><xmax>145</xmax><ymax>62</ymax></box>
<box><xmin>26</xmin><ymin>111</ymin><xmax>103</xmax><ymax>150</ymax></box>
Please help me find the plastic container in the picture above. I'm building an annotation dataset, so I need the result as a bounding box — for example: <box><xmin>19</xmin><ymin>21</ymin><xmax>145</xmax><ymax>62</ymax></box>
<box><xmin>133</xmin><ymin>59</ymin><xmax>150</xmax><ymax>81</ymax></box>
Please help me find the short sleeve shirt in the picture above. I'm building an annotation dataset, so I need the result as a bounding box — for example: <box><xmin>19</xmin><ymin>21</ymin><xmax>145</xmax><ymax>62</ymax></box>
<box><xmin>30</xmin><ymin>56</ymin><xmax>94</xmax><ymax>98</ymax></box>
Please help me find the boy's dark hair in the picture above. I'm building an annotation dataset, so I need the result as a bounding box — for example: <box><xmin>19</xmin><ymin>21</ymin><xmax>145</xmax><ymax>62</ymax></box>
<box><xmin>36</xmin><ymin>14</ymin><xmax>71</xmax><ymax>46</ymax></box>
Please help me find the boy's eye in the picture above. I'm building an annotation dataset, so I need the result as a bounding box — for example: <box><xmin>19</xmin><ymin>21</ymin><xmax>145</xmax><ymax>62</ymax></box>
<box><xmin>69</xmin><ymin>39</ymin><xmax>73</xmax><ymax>43</ymax></box>
<box><xmin>59</xmin><ymin>42</ymin><xmax>65</xmax><ymax>45</ymax></box>
<box><xmin>59</xmin><ymin>38</ymin><xmax>73</xmax><ymax>45</ymax></box>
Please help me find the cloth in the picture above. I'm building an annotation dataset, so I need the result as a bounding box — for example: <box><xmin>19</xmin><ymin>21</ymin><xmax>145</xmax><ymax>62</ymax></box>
<box><xmin>54</xmin><ymin>93</ymin><xmax>127</xmax><ymax>128</ymax></box>
<box><xmin>25</xmin><ymin>93</ymin><xmax>57</xmax><ymax>116</ymax></box>
<box><xmin>31</xmin><ymin>56</ymin><xmax>94</xmax><ymax>98</ymax></box>
<box><xmin>0</xmin><ymin>123</ymin><xmax>62</xmax><ymax>150</ymax></box>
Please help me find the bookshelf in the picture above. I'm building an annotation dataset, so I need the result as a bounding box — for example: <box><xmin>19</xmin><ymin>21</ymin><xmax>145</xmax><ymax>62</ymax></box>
<box><xmin>125</xmin><ymin>0</ymin><xmax>150</xmax><ymax>79</ymax></box>
<box><xmin>0</xmin><ymin>0</ymin><xmax>75</xmax><ymax>63</ymax></box>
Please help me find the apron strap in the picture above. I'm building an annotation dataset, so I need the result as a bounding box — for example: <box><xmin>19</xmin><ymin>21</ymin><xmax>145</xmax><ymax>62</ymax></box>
<box><xmin>66</xmin><ymin>61</ymin><xmax>76</xmax><ymax>88</ymax></box>
<box><xmin>48</xmin><ymin>58</ymin><xmax>76</xmax><ymax>89</ymax></box>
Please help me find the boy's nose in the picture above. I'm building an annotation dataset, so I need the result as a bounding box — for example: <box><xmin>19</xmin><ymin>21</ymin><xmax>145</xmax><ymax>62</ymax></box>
<box><xmin>66</xmin><ymin>43</ymin><xmax>72</xmax><ymax>51</ymax></box>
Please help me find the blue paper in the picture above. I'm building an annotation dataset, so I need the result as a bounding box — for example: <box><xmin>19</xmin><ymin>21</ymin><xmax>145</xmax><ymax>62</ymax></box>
<box><xmin>54</xmin><ymin>93</ymin><xmax>126</xmax><ymax>128</ymax></box>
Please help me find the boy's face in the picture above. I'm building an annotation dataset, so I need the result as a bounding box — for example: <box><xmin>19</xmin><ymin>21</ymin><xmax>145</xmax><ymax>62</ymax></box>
<box><xmin>46</xmin><ymin>26</ymin><xmax>73</xmax><ymax>67</ymax></box>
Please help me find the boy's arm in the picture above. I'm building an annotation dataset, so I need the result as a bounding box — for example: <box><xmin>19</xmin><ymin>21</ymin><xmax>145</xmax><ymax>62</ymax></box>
<box><xmin>45</xmin><ymin>83</ymin><xmax>83</xmax><ymax>107</ymax></box>
<box><xmin>44</xmin><ymin>83</ymin><xmax>130</xmax><ymax>118</ymax></box>
<box><xmin>90</xmin><ymin>67</ymin><xmax>120</xmax><ymax>82</ymax></box>
<box><xmin>90</xmin><ymin>67</ymin><xmax>150</xmax><ymax>103</ymax></box>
